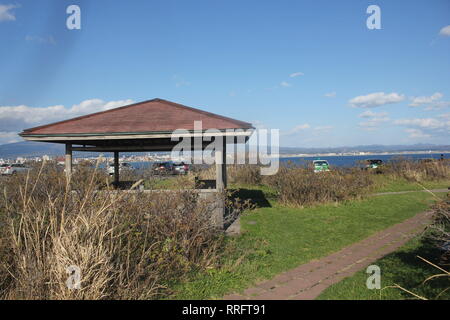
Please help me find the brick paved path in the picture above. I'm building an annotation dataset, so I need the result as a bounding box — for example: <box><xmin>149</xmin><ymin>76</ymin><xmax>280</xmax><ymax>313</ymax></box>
<box><xmin>223</xmin><ymin>210</ymin><xmax>434</xmax><ymax>300</ymax></box>
<box><xmin>372</xmin><ymin>188</ymin><xmax>448</xmax><ymax>196</ymax></box>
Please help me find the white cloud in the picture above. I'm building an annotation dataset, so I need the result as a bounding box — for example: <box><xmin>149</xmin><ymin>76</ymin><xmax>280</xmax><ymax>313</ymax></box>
<box><xmin>349</xmin><ymin>92</ymin><xmax>405</xmax><ymax>108</ymax></box>
<box><xmin>289</xmin><ymin>72</ymin><xmax>304</xmax><ymax>78</ymax></box>
<box><xmin>172</xmin><ymin>75</ymin><xmax>190</xmax><ymax>87</ymax></box>
<box><xmin>282</xmin><ymin>123</ymin><xmax>310</xmax><ymax>136</ymax></box>
<box><xmin>409</xmin><ymin>92</ymin><xmax>443</xmax><ymax>107</ymax></box>
<box><xmin>251</xmin><ymin>120</ymin><xmax>267</xmax><ymax>130</ymax></box>
<box><xmin>25</xmin><ymin>35</ymin><xmax>57</xmax><ymax>45</ymax></box>
<box><xmin>424</xmin><ymin>101</ymin><xmax>450</xmax><ymax>111</ymax></box>
<box><xmin>280</xmin><ymin>81</ymin><xmax>292</xmax><ymax>87</ymax></box>
<box><xmin>404</xmin><ymin>129</ymin><xmax>430</xmax><ymax>139</ymax></box>
<box><xmin>394</xmin><ymin>116</ymin><xmax>450</xmax><ymax>141</ymax></box>
<box><xmin>394</xmin><ymin>118</ymin><xmax>447</xmax><ymax>129</ymax></box>
<box><xmin>0</xmin><ymin>131</ymin><xmax>21</xmax><ymax>144</ymax></box>
<box><xmin>358</xmin><ymin>117</ymin><xmax>390</xmax><ymax>130</ymax></box>
<box><xmin>68</xmin><ymin>98</ymin><xmax>135</xmax><ymax>115</ymax></box>
<box><xmin>0</xmin><ymin>98</ymin><xmax>134</xmax><ymax>144</ymax></box>
<box><xmin>0</xmin><ymin>98</ymin><xmax>134</xmax><ymax>125</ymax></box>
<box><xmin>324</xmin><ymin>92</ymin><xmax>336</xmax><ymax>98</ymax></box>
<box><xmin>357</xmin><ymin>110</ymin><xmax>390</xmax><ymax>131</ymax></box>
<box><xmin>408</xmin><ymin>92</ymin><xmax>450</xmax><ymax>111</ymax></box>
<box><xmin>439</xmin><ymin>25</ymin><xmax>450</xmax><ymax>36</ymax></box>
<box><xmin>0</xmin><ymin>4</ymin><xmax>19</xmax><ymax>22</ymax></box>
<box><xmin>313</xmin><ymin>125</ymin><xmax>333</xmax><ymax>131</ymax></box>
<box><xmin>292</xmin><ymin>123</ymin><xmax>310</xmax><ymax>131</ymax></box>
<box><xmin>358</xmin><ymin>110</ymin><xmax>388</xmax><ymax>118</ymax></box>
<box><xmin>282</xmin><ymin>124</ymin><xmax>335</xmax><ymax>138</ymax></box>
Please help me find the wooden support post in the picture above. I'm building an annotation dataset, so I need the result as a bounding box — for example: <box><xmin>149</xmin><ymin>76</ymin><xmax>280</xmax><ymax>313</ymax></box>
<box><xmin>215</xmin><ymin>142</ymin><xmax>227</xmax><ymax>191</ymax></box>
<box><xmin>114</xmin><ymin>151</ymin><xmax>119</xmax><ymax>186</ymax></box>
<box><xmin>65</xmin><ymin>143</ymin><xmax>72</xmax><ymax>178</ymax></box>
<box><xmin>222</xmin><ymin>143</ymin><xmax>227</xmax><ymax>188</ymax></box>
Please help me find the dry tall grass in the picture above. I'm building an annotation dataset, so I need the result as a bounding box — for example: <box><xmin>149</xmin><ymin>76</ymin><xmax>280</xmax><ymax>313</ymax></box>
<box><xmin>263</xmin><ymin>165</ymin><xmax>373</xmax><ymax>207</ymax></box>
<box><xmin>428</xmin><ymin>195</ymin><xmax>450</xmax><ymax>264</ymax></box>
<box><xmin>0</xmin><ymin>163</ymin><xmax>225</xmax><ymax>300</ymax></box>
<box><xmin>384</xmin><ymin>159</ymin><xmax>450</xmax><ymax>182</ymax></box>
<box><xmin>227</xmin><ymin>165</ymin><xmax>262</xmax><ymax>185</ymax></box>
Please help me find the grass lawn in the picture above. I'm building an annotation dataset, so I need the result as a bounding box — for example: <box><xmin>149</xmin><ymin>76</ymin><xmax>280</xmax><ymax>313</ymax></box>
<box><xmin>317</xmin><ymin>235</ymin><xmax>450</xmax><ymax>300</ymax></box>
<box><xmin>371</xmin><ymin>175</ymin><xmax>449</xmax><ymax>193</ymax></box>
<box><xmin>170</xmin><ymin>191</ymin><xmax>440</xmax><ymax>299</ymax></box>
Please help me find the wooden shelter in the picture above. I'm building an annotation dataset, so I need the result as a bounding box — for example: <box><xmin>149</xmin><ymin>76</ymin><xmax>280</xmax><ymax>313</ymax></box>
<box><xmin>19</xmin><ymin>98</ymin><xmax>254</xmax><ymax>190</ymax></box>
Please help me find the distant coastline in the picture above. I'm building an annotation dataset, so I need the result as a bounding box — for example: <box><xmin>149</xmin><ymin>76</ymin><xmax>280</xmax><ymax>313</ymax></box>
<box><xmin>277</xmin><ymin>150</ymin><xmax>450</xmax><ymax>159</ymax></box>
<box><xmin>1</xmin><ymin>140</ymin><xmax>450</xmax><ymax>161</ymax></box>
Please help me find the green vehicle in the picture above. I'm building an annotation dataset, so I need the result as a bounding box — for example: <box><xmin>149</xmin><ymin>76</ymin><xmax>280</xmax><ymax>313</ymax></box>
<box><xmin>313</xmin><ymin>160</ymin><xmax>330</xmax><ymax>173</ymax></box>
<box><xmin>365</xmin><ymin>159</ymin><xmax>383</xmax><ymax>169</ymax></box>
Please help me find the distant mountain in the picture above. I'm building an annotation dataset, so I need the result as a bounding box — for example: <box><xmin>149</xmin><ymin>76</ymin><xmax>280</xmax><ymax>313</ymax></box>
<box><xmin>279</xmin><ymin>144</ymin><xmax>450</xmax><ymax>154</ymax></box>
<box><xmin>0</xmin><ymin>141</ymin><xmax>449</xmax><ymax>159</ymax></box>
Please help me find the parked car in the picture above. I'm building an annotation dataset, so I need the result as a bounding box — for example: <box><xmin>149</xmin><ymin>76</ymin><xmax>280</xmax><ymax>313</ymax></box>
<box><xmin>107</xmin><ymin>162</ymin><xmax>134</xmax><ymax>175</ymax></box>
<box><xmin>152</xmin><ymin>161</ymin><xmax>175</xmax><ymax>175</ymax></box>
<box><xmin>313</xmin><ymin>160</ymin><xmax>330</xmax><ymax>173</ymax></box>
<box><xmin>0</xmin><ymin>163</ymin><xmax>31</xmax><ymax>175</ymax></box>
<box><xmin>173</xmin><ymin>162</ymin><xmax>189</xmax><ymax>175</ymax></box>
<box><xmin>365</xmin><ymin>159</ymin><xmax>383</xmax><ymax>169</ymax></box>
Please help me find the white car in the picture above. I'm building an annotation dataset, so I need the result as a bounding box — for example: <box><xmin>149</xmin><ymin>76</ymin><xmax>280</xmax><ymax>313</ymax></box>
<box><xmin>0</xmin><ymin>163</ymin><xmax>31</xmax><ymax>175</ymax></box>
<box><xmin>107</xmin><ymin>162</ymin><xmax>134</xmax><ymax>175</ymax></box>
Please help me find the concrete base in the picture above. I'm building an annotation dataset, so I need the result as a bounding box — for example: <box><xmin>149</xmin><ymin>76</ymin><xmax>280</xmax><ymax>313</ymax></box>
<box><xmin>197</xmin><ymin>189</ymin><xmax>225</xmax><ymax>230</ymax></box>
<box><xmin>197</xmin><ymin>189</ymin><xmax>241</xmax><ymax>234</ymax></box>
<box><xmin>225</xmin><ymin>217</ymin><xmax>241</xmax><ymax>236</ymax></box>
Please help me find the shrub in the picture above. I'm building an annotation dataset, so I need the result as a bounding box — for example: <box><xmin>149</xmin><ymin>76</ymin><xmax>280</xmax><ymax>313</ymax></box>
<box><xmin>264</xmin><ymin>165</ymin><xmax>373</xmax><ymax>207</ymax></box>
<box><xmin>227</xmin><ymin>165</ymin><xmax>262</xmax><ymax>185</ymax></box>
<box><xmin>384</xmin><ymin>159</ymin><xmax>450</xmax><ymax>182</ymax></box>
<box><xmin>0</xmin><ymin>164</ymin><xmax>225</xmax><ymax>300</ymax></box>
<box><xmin>427</xmin><ymin>194</ymin><xmax>450</xmax><ymax>264</ymax></box>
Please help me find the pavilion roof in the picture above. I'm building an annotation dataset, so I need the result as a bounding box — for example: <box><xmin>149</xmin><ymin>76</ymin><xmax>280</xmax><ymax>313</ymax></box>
<box><xmin>20</xmin><ymin>98</ymin><xmax>253</xmax><ymax>137</ymax></box>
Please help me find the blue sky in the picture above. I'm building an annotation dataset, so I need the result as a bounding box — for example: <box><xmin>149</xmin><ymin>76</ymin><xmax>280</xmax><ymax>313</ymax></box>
<box><xmin>0</xmin><ymin>0</ymin><xmax>449</xmax><ymax>147</ymax></box>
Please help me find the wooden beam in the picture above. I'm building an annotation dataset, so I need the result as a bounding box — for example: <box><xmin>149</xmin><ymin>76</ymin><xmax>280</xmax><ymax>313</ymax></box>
<box><xmin>71</xmin><ymin>141</ymin><xmax>220</xmax><ymax>152</ymax></box>
<box><xmin>71</xmin><ymin>145</ymin><xmax>177</xmax><ymax>152</ymax></box>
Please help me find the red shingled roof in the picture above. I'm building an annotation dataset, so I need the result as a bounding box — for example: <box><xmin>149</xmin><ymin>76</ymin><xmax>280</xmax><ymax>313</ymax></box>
<box><xmin>20</xmin><ymin>98</ymin><xmax>253</xmax><ymax>136</ymax></box>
